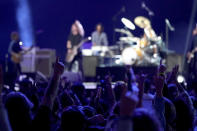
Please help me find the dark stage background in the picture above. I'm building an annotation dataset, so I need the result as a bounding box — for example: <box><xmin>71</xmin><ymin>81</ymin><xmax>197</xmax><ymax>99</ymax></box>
<box><xmin>0</xmin><ymin>0</ymin><xmax>195</xmax><ymax>61</ymax></box>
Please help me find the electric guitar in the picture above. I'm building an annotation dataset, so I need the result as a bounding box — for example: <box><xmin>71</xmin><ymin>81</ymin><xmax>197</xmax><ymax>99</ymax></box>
<box><xmin>66</xmin><ymin>37</ymin><xmax>91</xmax><ymax>63</ymax></box>
<box><xmin>187</xmin><ymin>47</ymin><xmax>197</xmax><ymax>64</ymax></box>
<box><xmin>11</xmin><ymin>46</ymin><xmax>34</xmax><ymax>64</ymax></box>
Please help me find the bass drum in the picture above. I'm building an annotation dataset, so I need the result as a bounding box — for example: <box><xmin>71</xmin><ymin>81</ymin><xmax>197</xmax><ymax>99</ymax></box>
<box><xmin>121</xmin><ymin>46</ymin><xmax>144</xmax><ymax>65</ymax></box>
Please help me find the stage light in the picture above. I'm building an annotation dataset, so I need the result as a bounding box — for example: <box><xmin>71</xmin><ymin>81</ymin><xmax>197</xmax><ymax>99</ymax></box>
<box><xmin>177</xmin><ymin>75</ymin><xmax>185</xmax><ymax>83</ymax></box>
<box><xmin>19</xmin><ymin>41</ymin><xmax>23</xmax><ymax>46</ymax></box>
<box><xmin>88</xmin><ymin>37</ymin><xmax>92</xmax><ymax>40</ymax></box>
<box><xmin>16</xmin><ymin>0</ymin><xmax>34</xmax><ymax>47</ymax></box>
<box><xmin>121</xmin><ymin>18</ymin><xmax>135</xmax><ymax>30</ymax></box>
<box><xmin>14</xmin><ymin>83</ymin><xmax>20</xmax><ymax>91</ymax></box>
<box><xmin>14</xmin><ymin>87</ymin><xmax>20</xmax><ymax>92</ymax></box>
<box><xmin>115</xmin><ymin>59</ymin><xmax>121</xmax><ymax>64</ymax></box>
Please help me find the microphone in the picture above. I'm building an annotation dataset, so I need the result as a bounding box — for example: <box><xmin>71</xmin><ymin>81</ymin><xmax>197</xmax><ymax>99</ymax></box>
<box><xmin>121</xmin><ymin>6</ymin><xmax>126</xmax><ymax>12</ymax></box>
<box><xmin>141</xmin><ymin>2</ymin><xmax>154</xmax><ymax>16</ymax></box>
<box><xmin>165</xmin><ymin>19</ymin><xmax>175</xmax><ymax>31</ymax></box>
<box><xmin>141</xmin><ymin>2</ymin><xmax>146</xmax><ymax>8</ymax></box>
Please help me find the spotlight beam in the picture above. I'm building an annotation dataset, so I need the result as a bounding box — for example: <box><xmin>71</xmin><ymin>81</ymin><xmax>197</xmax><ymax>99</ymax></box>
<box><xmin>16</xmin><ymin>0</ymin><xmax>34</xmax><ymax>47</ymax></box>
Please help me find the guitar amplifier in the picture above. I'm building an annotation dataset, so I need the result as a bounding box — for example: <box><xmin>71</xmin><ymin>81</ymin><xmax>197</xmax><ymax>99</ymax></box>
<box><xmin>35</xmin><ymin>49</ymin><xmax>56</xmax><ymax>77</ymax></box>
<box><xmin>83</xmin><ymin>56</ymin><xmax>99</xmax><ymax>77</ymax></box>
<box><xmin>166</xmin><ymin>53</ymin><xmax>183</xmax><ymax>72</ymax></box>
<box><xmin>21</xmin><ymin>48</ymin><xmax>56</xmax><ymax>77</ymax></box>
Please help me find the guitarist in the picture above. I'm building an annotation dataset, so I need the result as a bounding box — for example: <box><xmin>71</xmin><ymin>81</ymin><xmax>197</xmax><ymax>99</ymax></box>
<box><xmin>8</xmin><ymin>31</ymin><xmax>22</xmax><ymax>74</ymax></box>
<box><xmin>66</xmin><ymin>20</ymin><xmax>85</xmax><ymax>73</ymax></box>
<box><xmin>187</xmin><ymin>26</ymin><xmax>197</xmax><ymax>81</ymax></box>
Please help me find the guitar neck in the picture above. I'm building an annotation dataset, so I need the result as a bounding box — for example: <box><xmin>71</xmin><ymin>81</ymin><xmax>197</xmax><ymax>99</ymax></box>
<box><xmin>76</xmin><ymin>41</ymin><xmax>84</xmax><ymax>49</ymax></box>
<box><xmin>75</xmin><ymin>38</ymin><xmax>89</xmax><ymax>49</ymax></box>
<box><xmin>21</xmin><ymin>46</ymin><xmax>34</xmax><ymax>54</ymax></box>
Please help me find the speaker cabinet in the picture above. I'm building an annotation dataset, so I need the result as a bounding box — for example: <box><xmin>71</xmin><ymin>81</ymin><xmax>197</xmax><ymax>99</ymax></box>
<box><xmin>21</xmin><ymin>48</ymin><xmax>56</xmax><ymax>77</ymax></box>
<box><xmin>83</xmin><ymin>56</ymin><xmax>98</xmax><ymax>77</ymax></box>
<box><xmin>166</xmin><ymin>53</ymin><xmax>183</xmax><ymax>72</ymax></box>
<box><xmin>35</xmin><ymin>49</ymin><xmax>56</xmax><ymax>77</ymax></box>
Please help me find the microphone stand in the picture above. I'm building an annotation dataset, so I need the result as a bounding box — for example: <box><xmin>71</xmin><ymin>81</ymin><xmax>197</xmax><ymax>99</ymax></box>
<box><xmin>112</xmin><ymin>6</ymin><xmax>125</xmax><ymax>45</ymax></box>
<box><xmin>142</xmin><ymin>2</ymin><xmax>154</xmax><ymax>18</ymax></box>
<box><xmin>165</xmin><ymin>22</ymin><xmax>169</xmax><ymax>50</ymax></box>
<box><xmin>165</xmin><ymin>19</ymin><xmax>175</xmax><ymax>51</ymax></box>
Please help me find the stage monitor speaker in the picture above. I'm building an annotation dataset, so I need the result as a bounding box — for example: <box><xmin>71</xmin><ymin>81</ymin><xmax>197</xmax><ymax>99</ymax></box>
<box><xmin>35</xmin><ymin>49</ymin><xmax>56</xmax><ymax>77</ymax></box>
<box><xmin>83</xmin><ymin>56</ymin><xmax>98</xmax><ymax>77</ymax></box>
<box><xmin>166</xmin><ymin>53</ymin><xmax>183</xmax><ymax>72</ymax></box>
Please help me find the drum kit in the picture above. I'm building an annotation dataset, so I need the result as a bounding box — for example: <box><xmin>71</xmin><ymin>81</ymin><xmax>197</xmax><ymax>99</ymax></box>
<box><xmin>115</xmin><ymin>16</ymin><xmax>163</xmax><ymax>66</ymax></box>
<box><xmin>82</xmin><ymin>16</ymin><xmax>165</xmax><ymax>66</ymax></box>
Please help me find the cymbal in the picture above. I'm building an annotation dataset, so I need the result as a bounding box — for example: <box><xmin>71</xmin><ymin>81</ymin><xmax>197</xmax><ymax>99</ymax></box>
<box><xmin>134</xmin><ymin>16</ymin><xmax>150</xmax><ymax>28</ymax></box>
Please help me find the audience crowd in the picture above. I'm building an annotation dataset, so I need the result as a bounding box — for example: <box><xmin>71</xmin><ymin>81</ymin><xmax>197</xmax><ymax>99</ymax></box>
<box><xmin>0</xmin><ymin>58</ymin><xmax>197</xmax><ymax>131</ymax></box>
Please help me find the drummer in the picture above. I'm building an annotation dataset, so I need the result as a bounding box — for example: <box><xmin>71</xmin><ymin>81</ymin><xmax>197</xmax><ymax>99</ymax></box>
<box><xmin>91</xmin><ymin>23</ymin><xmax>109</xmax><ymax>46</ymax></box>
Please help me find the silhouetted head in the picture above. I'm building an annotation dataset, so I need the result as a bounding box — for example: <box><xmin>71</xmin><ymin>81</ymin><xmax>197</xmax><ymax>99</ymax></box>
<box><xmin>59</xmin><ymin>91</ymin><xmax>74</xmax><ymax>109</ymax></box>
<box><xmin>164</xmin><ymin>97</ymin><xmax>176</xmax><ymax>130</ymax></box>
<box><xmin>168</xmin><ymin>84</ymin><xmax>179</xmax><ymax>101</ymax></box>
<box><xmin>96</xmin><ymin>23</ymin><xmax>104</xmax><ymax>33</ymax></box>
<box><xmin>132</xmin><ymin>108</ymin><xmax>162</xmax><ymax>131</ymax></box>
<box><xmin>113</xmin><ymin>81</ymin><xmax>126</xmax><ymax>101</ymax></box>
<box><xmin>61</xmin><ymin>106</ymin><xmax>87</xmax><ymax>131</ymax></box>
<box><xmin>72</xmin><ymin>83</ymin><xmax>87</xmax><ymax>105</ymax></box>
<box><xmin>10</xmin><ymin>31</ymin><xmax>19</xmax><ymax>41</ymax></box>
<box><xmin>79</xmin><ymin>106</ymin><xmax>96</xmax><ymax>118</ymax></box>
<box><xmin>5</xmin><ymin>92</ymin><xmax>33</xmax><ymax>131</ymax></box>
<box><xmin>71</xmin><ymin>23</ymin><xmax>79</xmax><ymax>35</ymax></box>
<box><xmin>174</xmin><ymin>97</ymin><xmax>194</xmax><ymax>131</ymax></box>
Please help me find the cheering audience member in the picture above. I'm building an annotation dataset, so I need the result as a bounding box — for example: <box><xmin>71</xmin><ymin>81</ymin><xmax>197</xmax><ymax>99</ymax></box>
<box><xmin>0</xmin><ymin>56</ymin><xmax>197</xmax><ymax>131</ymax></box>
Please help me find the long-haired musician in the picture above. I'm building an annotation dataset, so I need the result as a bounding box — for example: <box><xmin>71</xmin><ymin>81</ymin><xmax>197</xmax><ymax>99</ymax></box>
<box><xmin>66</xmin><ymin>20</ymin><xmax>84</xmax><ymax>73</ymax></box>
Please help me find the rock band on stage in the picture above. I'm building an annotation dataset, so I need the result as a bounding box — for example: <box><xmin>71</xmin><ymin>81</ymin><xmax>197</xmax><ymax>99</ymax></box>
<box><xmin>7</xmin><ymin>17</ymin><xmax>197</xmax><ymax>82</ymax></box>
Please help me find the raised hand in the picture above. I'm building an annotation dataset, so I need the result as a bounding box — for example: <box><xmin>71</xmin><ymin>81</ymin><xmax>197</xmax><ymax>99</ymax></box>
<box><xmin>158</xmin><ymin>59</ymin><xmax>167</xmax><ymax>74</ymax></box>
<box><xmin>104</xmin><ymin>74</ymin><xmax>112</xmax><ymax>85</ymax></box>
<box><xmin>96</xmin><ymin>87</ymin><xmax>102</xmax><ymax>99</ymax></box>
<box><xmin>136</xmin><ymin>73</ymin><xmax>146</xmax><ymax>107</ymax></box>
<box><xmin>167</xmin><ymin>65</ymin><xmax>179</xmax><ymax>84</ymax></box>
<box><xmin>54</xmin><ymin>57</ymin><xmax>64</xmax><ymax>77</ymax></box>
<box><xmin>155</xmin><ymin>74</ymin><xmax>165</xmax><ymax>97</ymax></box>
<box><xmin>136</xmin><ymin>73</ymin><xmax>146</xmax><ymax>86</ymax></box>
<box><xmin>125</xmin><ymin>66</ymin><xmax>136</xmax><ymax>81</ymax></box>
<box><xmin>41</xmin><ymin>57</ymin><xmax>64</xmax><ymax>109</ymax></box>
<box><xmin>120</xmin><ymin>86</ymin><xmax>138</xmax><ymax>116</ymax></box>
